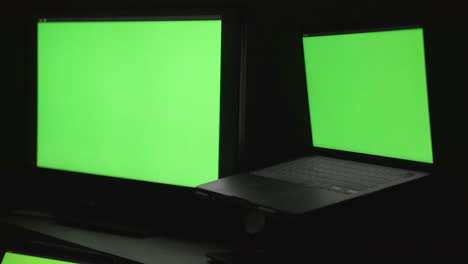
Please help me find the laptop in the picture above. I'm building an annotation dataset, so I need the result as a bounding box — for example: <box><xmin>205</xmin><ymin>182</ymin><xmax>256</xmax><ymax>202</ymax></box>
<box><xmin>196</xmin><ymin>25</ymin><xmax>435</xmax><ymax>216</ymax></box>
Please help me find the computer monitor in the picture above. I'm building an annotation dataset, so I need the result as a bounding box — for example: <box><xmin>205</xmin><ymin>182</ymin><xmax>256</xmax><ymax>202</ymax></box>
<box><xmin>10</xmin><ymin>9</ymin><xmax>244</xmax><ymax>230</ymax></box>
<box><xmin>37</xmin><ymin>16</ymin><xmax>224</xmax><ymax>187</ymax></box>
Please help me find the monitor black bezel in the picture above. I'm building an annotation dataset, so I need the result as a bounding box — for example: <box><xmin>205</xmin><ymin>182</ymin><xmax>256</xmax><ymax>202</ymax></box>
<box><xmin>299</xmin><ymin>22</ymin><xmax>438</xmax><ymax>172</ymax></box>
<box><xmin>24</xmin><ymin>8</ymin><xmax>245</xmax><ymax>207</ymax></box>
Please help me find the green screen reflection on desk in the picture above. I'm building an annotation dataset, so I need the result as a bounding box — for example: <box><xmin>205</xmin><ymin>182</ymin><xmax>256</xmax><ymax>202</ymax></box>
<box><xmin>1</xmin><ymin>252</ymin><xmax>77</xmax><ymax>264</ymax></box>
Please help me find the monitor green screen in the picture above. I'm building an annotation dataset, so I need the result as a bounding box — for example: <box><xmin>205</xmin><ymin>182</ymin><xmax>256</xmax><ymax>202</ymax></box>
<box><xmin>302</xmin><ymin>27</ymin><xmax>433</xmax><ymax>163</ymax></box>
<box><xmin>37</xmin><ymin>19</ymin><xmax>222</xmax><ymax>187</ymax></box>
<box><xmin>1</xmin><ymin>252</ymin><xmax>77</xmax><ymax>264</ymax></box>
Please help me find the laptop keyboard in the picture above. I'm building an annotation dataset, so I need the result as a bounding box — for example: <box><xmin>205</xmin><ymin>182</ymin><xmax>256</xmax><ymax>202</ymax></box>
<box><xmin>253</xmin><ymin>156</ymin><xmax>418</xmax><ymax>195</ymax></box>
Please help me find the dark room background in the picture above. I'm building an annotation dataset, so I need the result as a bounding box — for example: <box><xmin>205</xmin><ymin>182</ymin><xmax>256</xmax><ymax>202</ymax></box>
<box><xmin>5</xmin><ymin>0</ymin><xmax>467</xmax><ymax>174</ymax></box>
<box><xmin>3</xmin><ymin>0</ymin><xmax>467</xmax><ymax>255</ymax></box>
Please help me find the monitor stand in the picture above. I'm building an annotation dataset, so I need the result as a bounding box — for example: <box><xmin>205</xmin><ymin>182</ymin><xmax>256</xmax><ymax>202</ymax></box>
<box><xmin>10</xmin><ymin>201</ymin><xmax>156</xmax><ymax>238</ymax></box>
<box><xmin>55</xmin><ymin>198</ymin><xmax>160</xmax><ymax>237</ymax></box>
<box><xmin>55</xmin><ymin>214</ymin><xmax>155</xmax><ymax>238</ymax></box>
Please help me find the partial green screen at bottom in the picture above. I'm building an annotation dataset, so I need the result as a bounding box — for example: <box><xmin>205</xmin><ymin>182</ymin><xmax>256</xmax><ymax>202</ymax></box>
<box><xmin>1</xmin><ymin>252</ymin><xmax>77</xmax><ymax>264</ymax></box>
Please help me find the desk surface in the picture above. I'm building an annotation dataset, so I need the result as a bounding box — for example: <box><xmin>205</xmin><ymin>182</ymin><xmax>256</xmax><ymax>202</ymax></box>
<box><xmin>2</xmin><ymin>180</ymin><xmax>466</xmax><ymax>262</ymax></box>
<box><xmin>4</xmin><ymin>215</ymin><xmax>233</xmax><ymax>264</ymax></box>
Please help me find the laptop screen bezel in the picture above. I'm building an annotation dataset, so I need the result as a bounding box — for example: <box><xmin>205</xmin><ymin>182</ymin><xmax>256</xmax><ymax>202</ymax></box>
<box><xmin>300</xmin><ymin>23</ymin><xmax>437</xmax><ymax>172</ymax></box>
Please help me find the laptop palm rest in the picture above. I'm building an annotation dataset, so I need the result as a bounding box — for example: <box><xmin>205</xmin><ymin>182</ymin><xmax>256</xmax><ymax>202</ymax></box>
<box><xmin>197</xmin><ymin>174</ymin><xmax>348</xmax><ymax>215</ymax></box>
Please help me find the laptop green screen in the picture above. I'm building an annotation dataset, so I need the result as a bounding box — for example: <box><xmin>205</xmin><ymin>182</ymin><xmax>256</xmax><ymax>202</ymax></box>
<box><xmin>302</xmin><ymin>27</ymin><xmax>433</xmax><ymax>163</ymax></box>
<box><xmin>37</xmin><ymin>19</ymin><xmax>222</xmax><ymax>187</ymax></box>
<box><xmin>1</xmin><ymin>252</ymin><xmax>77</xmax><ymax>264</ymax></box>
